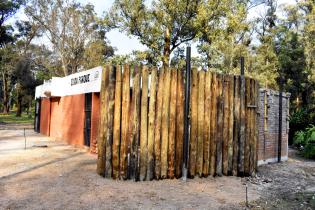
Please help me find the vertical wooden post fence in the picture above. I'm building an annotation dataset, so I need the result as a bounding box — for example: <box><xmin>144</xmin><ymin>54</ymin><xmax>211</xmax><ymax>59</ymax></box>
<box><xmin>97</xmin><ymin>65</ymin><xmax>259</xmax><ymax>180</ymax></box>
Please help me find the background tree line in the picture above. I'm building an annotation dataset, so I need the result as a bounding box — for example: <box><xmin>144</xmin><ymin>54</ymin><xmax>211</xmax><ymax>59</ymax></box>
<box><xmin>0</xmin><ymin>0</ymin><xmax>314</xmax><ymax>147</ymax></box>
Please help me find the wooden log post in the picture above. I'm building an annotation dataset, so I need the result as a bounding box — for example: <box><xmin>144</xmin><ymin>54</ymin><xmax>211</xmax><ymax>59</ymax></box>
<box><xmin>249</xmin><ymin>79</ymin><xmax>256</xmax><ymax>176</ymax></box>
<box><xmin>97</xmin><ymin>66</ymin><xmax>109</xmax><ymax>176</ymax></box>
<box><xmin>112</xmin><ymin>65</ymin><xmax>122</xmax><ymax>179</ymax></box>
<box><xmin>239</xmin><ymin>74</ymin><xmax>246</xmax><ymax>175</ymax></box>
<box><xmin>105</xmin><ymin>65</ymin><xmax>116</xmax><ymax>178</ymax></box>
<box><xmin>154</xmin><ymin>69</ymin><xmax>164</xmax><ymax>179</ymax></box>
<box><xmin>216</xmin><ymin>74</ymin><xmax>223</xmax><ymax>176</ymax></box>
<box><xmin>120</xmin><ymin>65</ymin><xmax>130</xmax><ymax>179</ymax></box>
<box><xmin>189</xmin><ymin>68</ymin><xmax>198</xmax><ymax>177</ymax></box>
<box><xmin>140</xmin><ymin>66</ymin><xmax>149</xmax><ymax>181</ymax></box>
<box><xmin>203</xmin><ymin>71</ymin><xmax>212</xmax><ymax>176</ymax></box>
<box><xmin>168</xmin><ymin>69</ymin><xmax>177</xmax><ymax>178</ymax></box>
<box><xmin>210</xmin><ymin>73</ymin><xmax>217</xmax><ymax>176</ymax></box>
<box><xmin>161</xmin><ymin>68</ymin><xmax>171</xmax><ymax>178</ymax></box>
<box><xmin>228</xmin><ymin>75</ymin><xmax>234</xmax><ymax>175</ymax></box>
<box><xmin>244</xmin><ymin>78</ymin><xmax>251</xmax><ymax>175</ymax></box>
<box><xmin>147</xmin><ymin>69</ymin><xmax>157</xmax><ymax>181</ymax></box>
<box><xmin>255</xmin><ymin>80</ymin><xmax>260</xmax><ymax>172</ymax></box>
<box><xmin>232</xmin><ymin>76</ymin><xmax>240</xmax><ymax>176</ymax></box>
<box><xmin>175</xmin><ymin>70</ymin><xmax>184</xmax><ymax>178</ymax></box>
<box><xmin>128</xmin><ymin>66</ymin><xmax>141</xmax><ymax>180</ymax></box>
<box><xmin>196</xmin><ymin>71</ymin><xmax>205</xmax><ymax>177</ymax></box>
<box><xmin>222</xmin><ymin>75</ymin><xmax>229</xmax><ymax>176</ymax></box>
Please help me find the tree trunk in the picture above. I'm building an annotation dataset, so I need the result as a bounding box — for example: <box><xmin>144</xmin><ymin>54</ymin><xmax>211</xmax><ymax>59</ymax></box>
<box><xmin>2</xmin><ymin>72</ymin><xmax>10</xmax><ymax>114</ymax></box>
<box><xmin>162</xmin><ymin>28</ymin><xmax>171</xmax><ymax>67</ymax></box>
<box><xmin>16</xmin><ymin>84</ymin><xmax>22</xmax><ymax>117</ymax></box>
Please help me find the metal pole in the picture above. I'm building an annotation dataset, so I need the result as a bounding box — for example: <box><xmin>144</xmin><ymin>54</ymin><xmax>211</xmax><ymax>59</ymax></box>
<box><xmin>183</xmin><ymin>46</ymin><xmax>191</xmax><ymax>181</ymax></box>
<box><xmin>278</xmin><ymin>76</ymin><xmax>283</xmax><ymax>162</ymax></box>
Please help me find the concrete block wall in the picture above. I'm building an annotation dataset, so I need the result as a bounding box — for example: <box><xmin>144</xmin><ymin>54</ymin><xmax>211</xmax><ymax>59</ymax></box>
<box><xmin>257</xmin><ymin>89</ymin><xmax>290</xmax><ymax>165</ymax></box>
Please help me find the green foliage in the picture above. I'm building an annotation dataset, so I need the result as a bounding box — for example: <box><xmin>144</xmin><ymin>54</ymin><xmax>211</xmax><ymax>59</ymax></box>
<box><xmin>293</xmin><ymin>125</ymin><xmax>315</xmax><ymax>159</ymax></box>
<box><xmin>0</xmin><ymin>112</ymin><xmax>34</xmax><ymax>124</ymax></box>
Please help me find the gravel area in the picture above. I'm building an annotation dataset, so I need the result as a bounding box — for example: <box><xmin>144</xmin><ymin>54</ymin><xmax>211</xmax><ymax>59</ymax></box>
<box><xmin>0</xmin><ymin>127</ymin><xmax>314</xmax><ymax>210</ymax></box>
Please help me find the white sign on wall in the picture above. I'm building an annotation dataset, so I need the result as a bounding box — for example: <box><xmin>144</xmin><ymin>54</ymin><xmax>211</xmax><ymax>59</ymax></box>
<box><xmin>35</xmin><ymin>66</ymin><xmax>103</xmax><ymax>98</ymax></box>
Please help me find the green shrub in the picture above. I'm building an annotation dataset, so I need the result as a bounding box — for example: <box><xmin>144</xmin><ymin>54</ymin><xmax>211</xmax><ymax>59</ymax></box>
<box><xmin>293</xmin><ymin>125</ymin><xmax>315</xmax><ymax>159</ymax></box>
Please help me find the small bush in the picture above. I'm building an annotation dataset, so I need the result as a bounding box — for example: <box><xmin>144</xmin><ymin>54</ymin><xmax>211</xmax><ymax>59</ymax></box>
<box><xmin>293</xmin><ymin>125</ymin><xmax>315</xmax><ymax>159</ymax></box>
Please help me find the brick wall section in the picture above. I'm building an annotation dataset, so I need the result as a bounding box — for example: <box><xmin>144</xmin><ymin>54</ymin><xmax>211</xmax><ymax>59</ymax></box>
<box><xmin>258</xmin><ymin>89</ymin><xmax>290</xmax><ymax>165</ymax></box>
<box><xmin>50</xmin><ymin>95</ymin><xmax>85</xmax><ymax>147</ymax></box>
<box><xmin>90</xmin><ymin>93</ymin><xmax>100</xmax><ymax>153</ymax></box>
<box><xmin>40</xmin><ymin>98</ymin><xmax>51</xmax><ymax>136</ymax></box>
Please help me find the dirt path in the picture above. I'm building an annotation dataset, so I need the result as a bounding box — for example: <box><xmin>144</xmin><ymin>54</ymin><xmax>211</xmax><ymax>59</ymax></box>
<box><xmin>0</xmin><ymin>128</ymin><xmax>314</xmax><ymax>210</ymax></box>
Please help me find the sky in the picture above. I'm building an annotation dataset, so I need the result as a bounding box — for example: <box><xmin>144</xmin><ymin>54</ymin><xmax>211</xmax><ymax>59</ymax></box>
<box><xmin>9</xmin><ymin>0</ymin><xmax>297</xmax><ymax>57</ymax></box>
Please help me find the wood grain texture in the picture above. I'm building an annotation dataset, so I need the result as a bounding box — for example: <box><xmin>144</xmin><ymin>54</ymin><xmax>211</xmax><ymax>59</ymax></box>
<box><xmin>233</xmin><ymin>76</ymin><xmax>240</xmax><ymax>176</ymax></box>
<box><xmin>120</xmin><ymin>65</ymin><xmax>130</xmax><ymax>179</ymax></box>
<box><xmin>161</xmin><ymin>68</ymin><xmax>171</xmax><ymax>178</ymax></box>
<box><xmin>228</xmin><ymin>75</ymin><xmax>234</xmax><ymax>175</ymax></box>
<box><xmin>112</xmin><ymin>65</ymin><xmax>122</xmax><ymax>179</ymax></box>
<box><xmin>216</xmin><ymin>74</ymin><xmax>223</xmax><ymax>176</ymax></box>
<box><xmin>210</xmin><ymin>73</ymin><xmax>217</xmax><ymax>176</ymax></box>
<box><xmin>140</xmin><ymin>66</ymin><xmax>149</xmax><ymax>181</ymax></box>
<box><xmin>128</xmin><ymin>66</ymin><xmax>141</xmax><ymax>180</ymax></box>
<box><xmin>239</xmin><ymin>75</ymin><xmax>246</xmax><ymax>175</ymax></box>
<box><xmin>97</xmin><ymin>66</ymin><xmax>109</xmax><ymax>177</ymax></box>
<box><xmin>244</xmin><ymin>77</ymin><xmax>251</xmax><ymax>175</ymax></box>
<box><xmin>105</xmin><ymin>65</ymin><xmax>116</xmax><ymax>178</ymax></box>
<box><xmin>167</xmin><ymin>69</ymin><xmax>177</xmax><ymax>178</ymax></box>
<box><xmin>146</xmin><ymin>69</ymin><xmax>157</xmax><ymax>181</ymax></box>
<box><xmin>196</xmin><ymin>71</ymin><xmax>205</xmax><ymax>177</ymax></box>
<box><xmin>189</xmin><ymin>68</ymin><xmax>198</xmax><ymax>177</ymax></box>
<box><xmin>203</xmin><ymin>71</ymin><xmax>212</xmax><ymax>176</ymax></box>
<box><xmin>222</xmin><ymin>75</ymin><xmax>229</xmax><ymax>176</ymax></box>
<box><xmin>175</xmin><ymin>70</ymin><xmax>184</xmax><ymax>178</ymax></box>
<box><xmin>154</xmin><ymin>69</ymin><xmax>164</xmax><ymax>179</ymax></box>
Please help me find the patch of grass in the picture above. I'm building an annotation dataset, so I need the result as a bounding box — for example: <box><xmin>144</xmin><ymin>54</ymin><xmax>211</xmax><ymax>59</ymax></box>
<box><xmin>0</xmin><ymin>112</ymin><xmax>34</xmax><ymax>124</ymax></box>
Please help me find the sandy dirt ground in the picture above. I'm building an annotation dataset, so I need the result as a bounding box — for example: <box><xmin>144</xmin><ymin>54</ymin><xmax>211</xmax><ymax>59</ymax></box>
<box><xmin>0</xmin><ymin>127</ymin><xmax>314</xmax><ymax>210</ymax></box>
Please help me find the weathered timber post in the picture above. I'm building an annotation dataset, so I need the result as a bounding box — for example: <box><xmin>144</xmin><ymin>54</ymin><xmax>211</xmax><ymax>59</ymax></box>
<box><xmin>183</xmin><ymin>46</ymin><xmax>191</xmax><ymax>181</ymax></box>
<box><xmin>239</xmin><ymin>57</ymin><xmax>246</xmax><ymax>176</ymax></box>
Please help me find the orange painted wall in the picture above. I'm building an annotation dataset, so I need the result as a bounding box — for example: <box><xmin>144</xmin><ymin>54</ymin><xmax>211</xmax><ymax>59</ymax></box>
<box><xmin>90</xmin><ymin>93</ymin><xmax>100</xmax><ymax>153</ymax></box>
<box><xmin>50</xmin><ymin>95</ymin><xmax>85</xmax><ymax>147</ymax></box>
<box><xmin>40</xmin><ymin>98</ymin><xmax>51</xmax><ymax>136</ymax></box>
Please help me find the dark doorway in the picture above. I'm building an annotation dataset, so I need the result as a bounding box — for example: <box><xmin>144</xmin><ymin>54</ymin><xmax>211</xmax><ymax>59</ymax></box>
<box><xmin>34</xmin><ymin>98</ymin><xmax>41</xmax><ymax>133</ymax></box>
<box><xmin>84</xmin><ymin>93</ymin><xmax>92</xmax><ymax>147</ymax></box>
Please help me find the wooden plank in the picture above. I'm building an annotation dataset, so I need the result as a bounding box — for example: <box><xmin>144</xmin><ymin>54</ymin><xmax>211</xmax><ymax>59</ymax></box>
<box><xmin>216</xmin><ymin>74</ymin><xmax>223</xmax><ymax>176</ymax></box>
<box><xmin>250</xmin><ymin>79</ymin><xmax>258</xmax><ymax>176</ymax></box>
<box><xmin>168</xmin><ymin>69</ymin><xmax>177</xmax><ymax>178</ymax></box>
<box><xmin>97</xmin><ymin>66</ymin><xmax>109</xmax><ymax>177</ymax></box>
<box><xmin>228</xmin><ymin>75</ymin><xmax>234</xmax><ymax>175</ymax></box>
<box><xmin>120</xmin><ymin>65</ymin><xmax>130</xmax><ymax>179</ymax></box>
<box><xmin>154</xmin><ymin>69</ymin><xmax>164</xmax><ymax>179</ymax></box>
<box><xmin>203</xmin><ymin>71</ymin><xmax>212</xmax><ymax>176</ymax></box>
<box><xmin>128</xmin><ymin>65</ymin><xmax>141</xmax><ymax>180</ymax></box>
<box><xmin>255</xmin><ymin>80</ymin><xmax>260</xmax><ymax>173</ymax></box>
<box><xmin>175</xmin><ymin>70</ymin><xmax>184</xmax><ymax>178</ymax></box>
<box><xmin>222</xmin><ymin>75</ymin><xmax>229</xmax><ymax>176</ymax></box>
<box><xmin>189</xmin><ymin>68</ymin><xmax>198</xmax><ymax>177</ymax></box>
<box><xmin>210</xmin><ymin>72</ymin><xmax>217</xmax><ymax>176</ymax></box>
<box><xmin>239</xmin><ymin>74</ymin><xmax>246</xmax><ymax>175</ymax></box>
<box><xmin>233</xmin><ymin>76</ymin><xmax>240</xmax><ymax>176</ymax></box>
<box><xmin>112</xmin><ymin>65</ymin><xmax>122</xmax><ymax>179</ymax></box>
<box><xmin>196</xmin><ymin>71</ymin><xmax>205</xmax><ymax>177</ymax></box>
<box><xmin>146</xmin><ymin>68</ymin><xmax>157</xmax><ymax>181</ymax></box>
<box><xmin>140</xmin><ymin>66</ymin><xmax>149</xmax><ymax>181</ymax></box>
<box><xmin>105</xmin><ymin>65</ymin><xmax>116</xmax><ymax>178</ymax></box>
<box><xmin>161</xmin><ymin>67</ymin><xmax>171</xmax><ymax>178</ymax></box>
<box><xmin>244</xmin><ymin>77</ymin><xmax>251</xmax><ymax>175</ymax></box>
